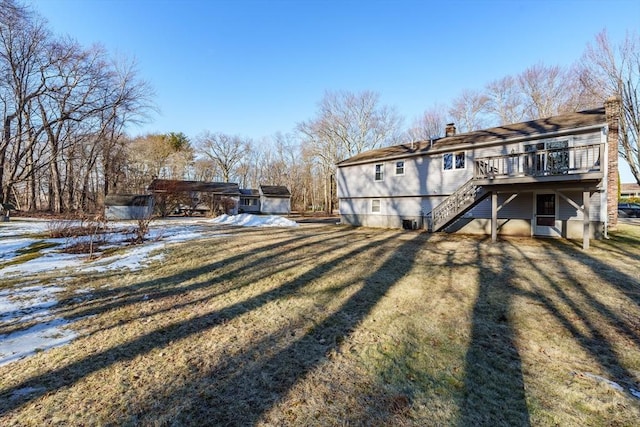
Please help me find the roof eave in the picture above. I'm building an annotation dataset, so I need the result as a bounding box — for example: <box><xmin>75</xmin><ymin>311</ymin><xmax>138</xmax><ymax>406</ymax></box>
<box><xmin>337</xmin><ymin>122</ymin><xmax>606</xmax><ymax>168</ymax></box>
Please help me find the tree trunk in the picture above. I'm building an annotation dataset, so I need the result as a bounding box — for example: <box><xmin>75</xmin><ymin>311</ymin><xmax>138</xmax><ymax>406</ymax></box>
<box><xmin>27</xmin><ymin>145</ymin><xmax>37</xmax><ymax>211</ymax></box>
<box><xmin>0</xmin><ymin>114</ymin><xmax>16</xmax><ymax>204</ymax></box>
<box><xmin>49</xmin><ymin>159</ymin><xmax>63</xmax><ymax>213</ymax></box>
<box><xmin>66</xmin><ymin>156</ymin><xmax>75</xmax><ymax>212</ymax></box>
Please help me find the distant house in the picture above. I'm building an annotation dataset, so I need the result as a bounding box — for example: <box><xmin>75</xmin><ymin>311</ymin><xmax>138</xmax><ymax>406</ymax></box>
<box><xmin>620</xmin><ymin>183</ymin><xmax>640</xmax><ymax>199</ymax></box>
<box><xmin>259</xmin><ymin>185</ymin><xmax>291</xmax><ymax>214</ymax></box>
<box><xmin>337</xmin><ymin>98</ymin><xmax>622</xmax><ymax>249</ymax></box>
<box><xmin>146</xmin><ymin>179</ymin><xmax>292</xmax><ymax>216</ymax></box>
<box><xmin>104</xmin><ymin>194</ymin><xmax>154</xmax><ymax>220</ymax></box>
<box><xmin>148</xmin><ymin>179</ymin><xmax>240</xmax><ymax>216</ymax></box>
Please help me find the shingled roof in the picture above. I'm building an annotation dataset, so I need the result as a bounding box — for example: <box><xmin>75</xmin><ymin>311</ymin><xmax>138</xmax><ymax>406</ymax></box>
<box><xmin>259</xmin><ymin>185</ymin><xmax>291</xmax><ymax>197</ymax></box>
<box><xmin>148</xmin><ymin>179</ymin><xmax>240</xmax><ymax>195</ymax></box>
<box><xmin>239</xmin><ymin>188</ymin><xmax>260</xmax><ymax>196</ymax></box>
<box><xmin>338</xmin><ymin>107</ymin><xmax>607</xmax><ymax>166</ymax></box>
<box><xmin>104</xmin><ymin>194</ymin><xmax>153</xmax><ymax>206</ymax></box>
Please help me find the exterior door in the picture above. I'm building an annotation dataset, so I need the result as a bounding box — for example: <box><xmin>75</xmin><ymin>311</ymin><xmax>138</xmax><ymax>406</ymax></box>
<box><xmin>534</xmin><ymin>193</ymin><xmax>560</xmax><ymax>237</ymax></box>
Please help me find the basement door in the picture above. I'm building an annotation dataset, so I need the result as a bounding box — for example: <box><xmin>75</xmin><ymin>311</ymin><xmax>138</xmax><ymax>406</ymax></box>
<box><xmin>534</xmin><ymin>193</ymin><xmax>560</xmax><ymax>237</ymax></box>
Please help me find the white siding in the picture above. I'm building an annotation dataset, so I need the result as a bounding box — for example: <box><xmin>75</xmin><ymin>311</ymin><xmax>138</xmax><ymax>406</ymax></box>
<box><xmin>557</xmin><ymin>190</ymin><xmax>603</xmax><ymax>221</ymax></box>
<box><xmin>471</xmin><ymin>193</ymin><xmax>533</xmax><ymax>219</ymax></box>
<box><xmin>260</xmin><ymin>197</ymin><xmax>290</xmax><ymax>214</ymax></box>
<box><xmin>337</xmin><ymin>126</ymin><xmax>607</xmax><ymax>235</ymax></box>
<box><xmin>105</xmin><ymin>205</ymin><xmax>154</xmax><ymax>220</ymax></box>
<box><xmin>336</xmin><ymin>155</ymin><xmax>472</xmax><ymax>200</ymax></box>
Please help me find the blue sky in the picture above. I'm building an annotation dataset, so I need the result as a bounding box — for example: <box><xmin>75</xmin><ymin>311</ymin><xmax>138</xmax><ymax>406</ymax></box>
<box><xmin>33</xmin><ymin>0</ymin><xmax>639</xmax><ymax>180</ymax></box>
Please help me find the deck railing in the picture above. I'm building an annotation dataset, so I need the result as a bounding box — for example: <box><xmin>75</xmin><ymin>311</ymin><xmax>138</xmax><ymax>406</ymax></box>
<box><xmin>474</xmin><ymin>143</ymin><xmax>604</xmax><ymax>180</ymax></box>
<box><xmin>428</xmin><ymin>143</ymin><xmax>605</xmax><ymax>233</ymax></box>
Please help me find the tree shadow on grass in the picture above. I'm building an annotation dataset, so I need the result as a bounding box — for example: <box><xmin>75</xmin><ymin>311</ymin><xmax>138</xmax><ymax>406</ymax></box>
<box><xmin>127</xmin><ymin>231</ymin><xmax>429</xmax><ymax>425</ymax></box>
<box><xmin>0</xmin><ymin>229</ymin><xmax>424</xmax><ymax>424</ymax></box>
<box><xmin>459</xmin><ymin>239</ymin><xmax>531</xmax><ymax>426</ymax></box>
<box><xmin>469</xmin><ymin>235</ymin><xmax>640</xmax><ymax>417</ymax></box>
<box><xmin>545</xmin><ymin>236</ymin><xmax>640</xmax><ymax>308</ymax></box>
<box><xmin>460</xmin><ymin>228</ymin><xmax>640</xmax><ymax>425</ymax></box>
<box><xmin>528</xmin><ymin>239</ymin><xmax>640</xmax><ymax>392</ymax></box>
<box><xmin>595</xmin><ymin>227</ymin><xmax>640</xmax><ymax>263</ymax></box>
<box><xmin>0</xmin><ymin>227</ymin><xmax>353</xmax><ymax>337</ymax></box>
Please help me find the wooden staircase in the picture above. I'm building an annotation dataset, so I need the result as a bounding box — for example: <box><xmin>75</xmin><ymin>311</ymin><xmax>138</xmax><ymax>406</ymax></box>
<box><xmin>428</xmin><ymin>179</ymin><xmax>489</xmax><ymax>232</ymax></box>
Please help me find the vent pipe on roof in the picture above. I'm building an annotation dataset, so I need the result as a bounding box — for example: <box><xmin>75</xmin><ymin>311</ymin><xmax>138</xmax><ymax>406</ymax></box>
<box><xmin>445</xmin><ymin>123</ymin><xmax>456</xmax><ymax>137</ymax></box>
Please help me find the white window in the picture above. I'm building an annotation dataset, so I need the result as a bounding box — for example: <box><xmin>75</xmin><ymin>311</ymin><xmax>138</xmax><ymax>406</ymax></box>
<box><xmin>371</xmin><ymin>199</ymin><xmax>381</xmax><ymax>213</ymax></box>
<box><xmin>395</xmin><ymin>160</ymin><xmax>404</xmax><ymax>175</ymax></box>
<box><xmin>443</xmin><ymin>151</ymin><xmax>465</xmax><ymax>170</ymax></box>
<box><xmin>374</xmin><ymin>164</ymin><xmax>384</xmax><ymax>181</ymax></box>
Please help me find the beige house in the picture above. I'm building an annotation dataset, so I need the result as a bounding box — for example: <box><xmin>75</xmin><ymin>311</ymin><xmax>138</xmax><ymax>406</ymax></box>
<box><xmin>337</xmin><ymin>98</ymin><xmax>621</xmax><ymax>249</ymax></box>
<box><xmin>621</xmin><ymin>183</ymin><xmax>640</xmax><ymax>199</ymax></box>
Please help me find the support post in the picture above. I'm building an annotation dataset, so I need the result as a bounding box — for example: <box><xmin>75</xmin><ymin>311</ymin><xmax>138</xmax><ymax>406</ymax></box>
<box><xmin>583</xmin><ymin>190</ymin><xmax>590</xmax><ymax>250</ymax></box>
<box><xmin>491</xmin><ymin>191</ymin><xmax>497</xmax><ymax>242</ymax></box>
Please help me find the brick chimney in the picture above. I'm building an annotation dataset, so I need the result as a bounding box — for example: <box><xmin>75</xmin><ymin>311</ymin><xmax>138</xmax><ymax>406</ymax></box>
<box><xmin>445</xmin><ymin>123</ymin><xmax>456</xmax><ymax>137</ymax></box>
<box><xmin>605</xmin><ymin>96</ymin><xmax>621</xmax><ymax>230</ymax></box>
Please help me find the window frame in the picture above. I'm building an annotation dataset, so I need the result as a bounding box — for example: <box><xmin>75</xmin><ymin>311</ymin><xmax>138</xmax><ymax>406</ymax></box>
<box><xmin>395</xmin><ymin>160</ymin><xmax>405</xmax><ymax>176</ymax></box>
<box><xmin>374</xmin><ymin>163</ymin><xmax>384</xmax><ymax>181</ymax></box>
<box><xmin>371</xmin><ymin>199</ymin><xmax>381</xmax><ymax>213</ymax></box>
<box><xmin>443</xmin><ymin>151</ymin><xmax>466</xmax><ymax>171</ymax></box>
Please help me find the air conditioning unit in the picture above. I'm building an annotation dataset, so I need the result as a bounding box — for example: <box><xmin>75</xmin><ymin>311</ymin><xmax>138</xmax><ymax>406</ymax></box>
<box><xmin>402</xmin><ymin>219</ymin><xmax>418</xmax><ymax>230</ymax></box>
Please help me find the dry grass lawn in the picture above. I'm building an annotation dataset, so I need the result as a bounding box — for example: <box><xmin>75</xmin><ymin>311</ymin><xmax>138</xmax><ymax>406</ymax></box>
<box><xmin>1</xmin><ymin>223</ymin><xmax>639</xmax><ymax>426</ymax></box>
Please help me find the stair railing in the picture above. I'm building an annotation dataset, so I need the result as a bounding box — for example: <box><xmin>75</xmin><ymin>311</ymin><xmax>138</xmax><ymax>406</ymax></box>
<box><xmin>430</xmin><ymin>178</ymin><xmax>485</xmax><ymax>231</ymax></box>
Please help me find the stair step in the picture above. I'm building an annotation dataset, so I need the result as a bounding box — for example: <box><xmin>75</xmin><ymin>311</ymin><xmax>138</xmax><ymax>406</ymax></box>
<box><xmin>429</xmin><ymin>178</ymin><xmax>487</xmax><ymax>232</ymax></box>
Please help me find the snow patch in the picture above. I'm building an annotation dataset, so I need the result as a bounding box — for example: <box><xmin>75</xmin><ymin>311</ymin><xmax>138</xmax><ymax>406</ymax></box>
<box><xmin>0</xmin><ymin>215</ymin><xmax>299</xmax><ymax>366</ymax></box>
<box><xmin>0</xmin><ymin>283</ymin><xmax>75</xmax><ymax>367</ymax></box>
<box><xmin>211</xmin><ymin>213</ymin><xmax>298</xmax><ymax>227</ymax></box>
<box><xmin>0</xmin><ymin>318</ymin><xmax>77</xmax><ymax>367</ymax></box>
<box><xmin>79</xmin><ymin>242</ymin><xmax>166</xmax><ymax>273</ymax></box>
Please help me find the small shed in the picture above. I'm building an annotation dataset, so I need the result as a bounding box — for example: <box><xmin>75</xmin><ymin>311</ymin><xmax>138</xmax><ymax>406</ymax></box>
<box><xmin>104</xmin><ymin>194</ymin><xmax>154</xmax><ymax>220</ymax></box>
<box><xmin>259</xmin><ymin>185</ymin><xmax>291</xmax><ymax>215</ymax></box>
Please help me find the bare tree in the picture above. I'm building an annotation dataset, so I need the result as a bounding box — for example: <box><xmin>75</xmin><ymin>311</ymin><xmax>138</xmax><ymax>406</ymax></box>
<box><xmin>246</xmin><ymin>132</ymin><xmax>303</xmax><ymax>209</ymax></box>
<box><xmin>406</xmin><ymin>104</ymin><xmax>449</xmax><ymax>141</ymax></box>
<box><xmin>273</xmin><ymin>132</ymin><xmax>304</xmax><ymax>210</ymax></box>
<box><xmin>0</xmin><ymin>0</ymin><xmax>49</xmax><ymax>205</ymax></box>
<box><xmin>195</xmin><ymin>131</ymin><xmax>251</xmax><ymax>182</ymax></box>
<box><xmin>516</xmin><ymin>62</ymin><xmax>586</xmax><ymax>119</ymax></box>
<box><xmin>484</xmin><ymin>76</ymin><xmax>525</xmax><ymax>125</ymax></box>
<box><xmin>36</xmin><ymin>41</ymin><xmax>117</xmax><ymax>212</ymax></box>
<box><xmin>580</xmin><ymin>30</ymin><xmax>640</xmax><ymax>184</ymax></box>
<box><xmin>192</xmin><ymin>158</ymin><xmax>220</xmax><ymax>182</ymax></box>
<box><xmin>99</xmin><ymin>55</ymin><xmax>155</xmax><ymax>199</ymax></box>
<box><xmin>234</xmin><ymin>148</ymin><xmax>256</xmax><ymax>188</ymax></box>
<box><xmin>298</xmin><ymin>90</ymin><xmax>402</xmax><ymax>212</ymax></box>
<box><xmin>0</xmin><ymin>0</ymin><xmax>154</xmax><ymax>213</ymax></box>
<box><xmin>448</xmin><ymin>89</ymin><xmax>490</xmax><ymax>132</ymax></box>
